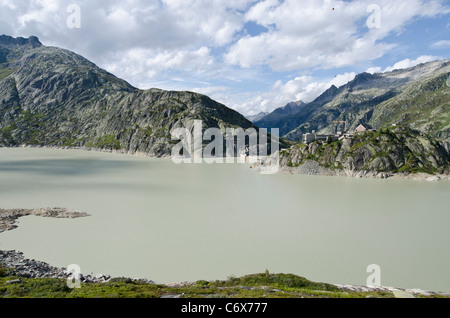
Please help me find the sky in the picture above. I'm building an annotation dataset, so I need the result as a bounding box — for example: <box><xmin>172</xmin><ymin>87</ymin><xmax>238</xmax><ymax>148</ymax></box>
<box><xmin>0</xmin><ymin>0</ymin><xmax>449</xmax><ymax>116</ymax></box>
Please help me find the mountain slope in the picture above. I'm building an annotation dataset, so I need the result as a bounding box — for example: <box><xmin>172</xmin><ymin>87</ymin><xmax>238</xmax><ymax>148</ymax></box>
<box><xmin>0</xmin><ymin>35</ymin><xmax>257</xmax><ymax>157</ymax></box>
<box><xmin>369</xmin><ymin>71</ymin><xmax>450</xmax><ymax>140</ymax></box>
<box><xmin>258</xmin><ymin>61</ymin><xmax>450</xmax><ymax>142</ymax></box>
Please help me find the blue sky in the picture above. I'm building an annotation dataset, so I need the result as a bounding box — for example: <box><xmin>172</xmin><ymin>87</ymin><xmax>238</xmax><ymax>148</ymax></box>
<box><xmin>1</xmin><ymin>0</ymin><xmax>449</xmax><ymax>115</ymax></box>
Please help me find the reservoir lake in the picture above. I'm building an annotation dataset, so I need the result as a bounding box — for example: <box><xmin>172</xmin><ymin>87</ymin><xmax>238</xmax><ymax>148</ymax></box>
<box><xmin>0</xmin><ymin>148</ymin><xmax>449</xmax><ymax>292</ymax></box>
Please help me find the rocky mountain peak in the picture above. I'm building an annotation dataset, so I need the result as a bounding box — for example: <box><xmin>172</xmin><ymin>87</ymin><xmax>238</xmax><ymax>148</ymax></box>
<box><xmin>272</xmin><ymin>100</ymin><xmax>305</xmax><ymax>115</ymax></box>
<box><xmin>0</xmin><ymin>35</ymin><xmax>42</xmax><ymax>49</ymax></box>
<box><xmin>352</xmin><ymin>72</ymin><xmax>375</xmax><ymax>83</ymax></box>
<box><xmin>317</xmin><ymin>84</ymin><xmax>340</xmax><ymax>101</ymax></box>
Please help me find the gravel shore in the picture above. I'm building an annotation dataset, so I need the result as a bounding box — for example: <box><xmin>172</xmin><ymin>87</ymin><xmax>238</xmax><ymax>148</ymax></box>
<box><xmin>0</xmin><ymin>207</ymin><xmax>90</xmax><ymax>234</ymax></box>
<box><xmin>252</xmin><ymin>158</ymin><xmax>450</xmax><ymax>181</ymax></box>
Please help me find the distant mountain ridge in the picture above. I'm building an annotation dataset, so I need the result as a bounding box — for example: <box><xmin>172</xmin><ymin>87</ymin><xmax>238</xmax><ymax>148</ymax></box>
<box><xmin>0</xmin><ymin>35</ymin><xmax>260</xmax><ymax>157</ymax></box>
<box><xmin>254</xmin><ymin>100</ymin><xmax>305</xmax><ymax>132</ymax></box>
<box><xmin>247</xmin><ymin>100</ymin><xmax>305</xmax><ymax>124</ymax></box>
<box><xmin>246</xmin><ymin>111</ymin><xmax>268</xmax><ymax>123</ymax></box>
<box><xmin>256</xmin><ymin>60</ymin><xmax>450</xmax><ymax>142</ymax></box>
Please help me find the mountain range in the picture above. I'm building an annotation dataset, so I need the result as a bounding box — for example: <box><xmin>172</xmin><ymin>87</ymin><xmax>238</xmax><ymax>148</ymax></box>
<box><xmin>255</xmin><ymin>61</ymin><xmax>450</xmax><ymax>142</ymax></box>
<box><xmin>0</xmin><ymin>35</ymin><xmax>448</xmax><ymax>173</ymax></box>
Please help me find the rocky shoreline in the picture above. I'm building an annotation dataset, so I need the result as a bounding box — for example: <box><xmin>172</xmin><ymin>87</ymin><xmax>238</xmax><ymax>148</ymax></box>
<box><xmin>2</xmin><ymin>145</ymin><xmax>448</xmax><ymax>181</ymax></box>
<box><xmin>0</xmin><ymin>250</ymin><xmax>155</xmax><ymax>285</ymax></box>
<box><xmin>334</xmin><ymin>283</ymin><xmax>450</xmax><ymax>298</ymax></box>
<box><xmin>252</xmin><ymin>158</ymin><xmax>450</xmax><ymax>181</ymax></box>
<box><xmin>0</xmin><ymin>250</ymin><xmax>115</xmax><ymax>284</ymax></box>
<box><xmin>2</xmin><ymin>249</ymin><xmax>449</xmax><ymax>298</ymax></box>
<box><xmin>0</xmin><ymin>144</ymin><xmax>171</xmax><ymax>159</ymax></box>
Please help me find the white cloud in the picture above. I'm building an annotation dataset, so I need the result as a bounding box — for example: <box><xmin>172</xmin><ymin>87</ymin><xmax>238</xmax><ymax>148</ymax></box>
<box><xmin>225</xmin><ymin>0</ymin><xmax>448</xmax><ymax>72</ymax></box>
<box><xmin>383</xmin><ymin>55</ymin><xmax>442</xmax><ymax>72</ymax></box>
<box><xmin>1</xmin><ymin>0</ymin><xmax>17</xmax><ymax>10</ymax></box>
<box><xmin>7</xmin><ymin>0</ymin><xmax>444</xmax><ymax>78</ymax></box>
<box><xmin>273</xmin><ymin>73</ymin><xmax>357</xmax><ymax>103</ymax></box>
<box><xmin>431</xmin><ymin>40</ymin><xmax>450</xmax><ymax>49</ymax></box>
<box><xmin>17</xmin><ymin>0</ymin><xmax>60</xmax><ymax>27</ymax></box>
<box><xmin>161</xmin><ymin>0</ymin><xmax>250</xmax><ymax>46</ymax></box>
<box><xmin>146</xmin><ymin>47</ymin><xmax>214</xmax><ymax>71</ymax></box>
<box><xmin>0</xmin><ymin>0</ymin><xmax>257</xmax><ymax>89</ymax></box>
<box><xmin>192</xmin><ymin>86</ymin><xmax>230</xmax><ymax>96</ymax></box>
<box><xmin>1</xmin><ymin>0</ymin><xmax>448</xmax><ymax>117</ymax></box>
<box><xmin>1</xmin><ymin>0</ymin><xmax>252</xmax><ymax>53</ymax></box>
<box><xmin>366</xmin><ymin>67</ymin><xmax>382</xmax><ymax>74</ymax></box>
<box><xmin>104</xmin><ymin>46</ymin><xmax>217</xmax><ymax>88</ymax></box>
<box><xmin>205</xmin><ymin>72</ymin><xmax>358</xmax><ymax>116</ymax></box>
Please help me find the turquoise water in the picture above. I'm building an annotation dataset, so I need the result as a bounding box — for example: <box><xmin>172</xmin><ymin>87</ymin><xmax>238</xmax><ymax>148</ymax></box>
<box><xmin>0</xmin><ymin>147</ymin><xmax>449</xmax><ymax>291</ymax></box>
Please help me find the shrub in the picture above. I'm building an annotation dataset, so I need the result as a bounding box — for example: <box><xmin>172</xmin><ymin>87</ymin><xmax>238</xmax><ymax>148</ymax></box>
<box><xmin>196</xmin><ymin>280</ymin><xmax>209</xmax><ymax>287</ymax></box>
<box><xmin>109</xmin><ymin>277</ymin><xmax>134</xmax><ymax>284</ymax></box>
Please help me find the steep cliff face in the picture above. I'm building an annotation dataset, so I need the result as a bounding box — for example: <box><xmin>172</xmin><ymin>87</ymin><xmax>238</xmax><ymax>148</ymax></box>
<box><xmin>273</xmin><ymin>126</ymin><xmax>449</xmax><ymax>177</ymax></box>
<box><xmin>0</xmin><ymin>36</ymin><xmax>256</xmax><ymax>156</ymax></box>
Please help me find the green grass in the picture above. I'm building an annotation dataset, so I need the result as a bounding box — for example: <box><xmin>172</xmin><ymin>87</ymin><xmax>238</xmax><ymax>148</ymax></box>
<box><xmin>0</xmin><ymin>124</ymin><xmax>16</xmax><ymax>141</ymax></box>
<box><xmin>216</xmin><ymin>272</ymin><xmax>339</xmax><ymax>291</ymax></box>
<box><xmin>92</xmin><ymin>135</ymin><xmax>121</xmax><ymax>150</ymax></box>
<box><xmin>61</xmin><ymin>138</ymin><xmax>79</xmax><ymax>147</ymax></box>
<box><xmin>0</xmin><ymin>266</ymin><xmax>9</xmax><ymax>278</ymax></box>
<box><xmin>0</xmin><ymin>271</ymin><xmax>413</xmax><ymax>299</ymax></box>
<box><xmin>0</xmin><ymin>67</ymin><xmax>14</xmax><ymax>81</ymax></box>
<box><xmin>2</xmin><ymin>266</ymin><xmax>449</xmax><ymax>298</ymax></box>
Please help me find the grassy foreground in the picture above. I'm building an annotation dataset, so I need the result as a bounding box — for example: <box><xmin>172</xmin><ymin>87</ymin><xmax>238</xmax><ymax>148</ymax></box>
<box><xmin>1</xmin><ymin>267</ymin><xmax>445</xmax><ymax>299</ymax></box>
